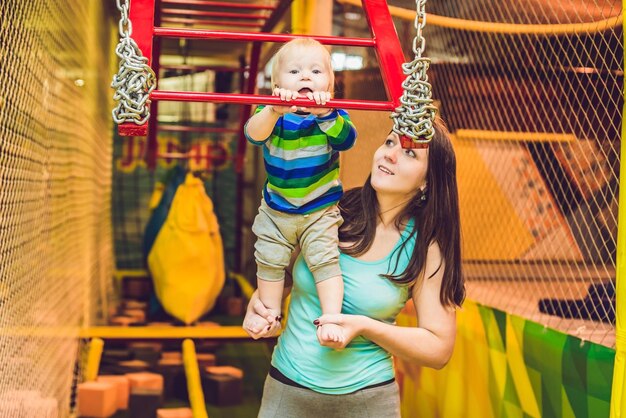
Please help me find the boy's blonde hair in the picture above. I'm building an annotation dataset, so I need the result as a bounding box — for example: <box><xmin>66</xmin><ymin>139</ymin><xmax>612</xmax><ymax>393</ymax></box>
<box><xmin>270</xmin><ymin>38</ymin><xmax>334</xmax><ymax>94</ymax></box>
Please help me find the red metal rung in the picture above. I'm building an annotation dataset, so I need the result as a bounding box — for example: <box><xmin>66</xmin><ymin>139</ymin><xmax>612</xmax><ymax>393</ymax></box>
<box><xmin>150</xmin><ymin>91</ymin><xmax>395</xmax><ymax>112</ymax></box>
<box><xmin>161</xmin><ymin>9</ymin><xmax>268</xmax><ymax>20</ymax></box>
<box><xmin>158</xmin><ymin>125</ymin><xmax>238</xmax><ymax>134</ymax></box>
<box><xmin>118</xmin><ymin>123</ymin><xmax>149</xmax><ymax>137</ymax></box>
<box><xmin>153</xmin><ymin>28</ymin><xmax>376</xmax><ymax>47</ymax></box>
<box><xmin>159</xmin><ymin>64</ymin><xmax>246</xmax><ymax>72</ymax></box>
<box><xmin>161</xmin><ymin>0</ymin><xmax>276</xmax><ymax>11</ymax></box>
<box><xmin>161</xmin><ymin>17</ymin><xmax>264</xmax><ymax>28</ymax></box>
<box><xmin>400</xmin><ymin>135</ymin><xmax>429</xmax><ymax>149</ymax></box>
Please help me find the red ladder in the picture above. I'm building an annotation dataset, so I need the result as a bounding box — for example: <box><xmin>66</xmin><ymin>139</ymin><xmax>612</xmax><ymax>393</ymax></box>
<box><xmin>119</xmin><ymin>0</ymin><xmax>407</xmax><ymax>171</ymax></box>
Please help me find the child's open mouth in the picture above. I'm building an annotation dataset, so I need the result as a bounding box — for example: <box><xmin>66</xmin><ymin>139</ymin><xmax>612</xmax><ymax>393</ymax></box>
<box><xmin>298</xmin><ymin>88</ymin><xmax>313</xmax><ymax>95</ymax></box>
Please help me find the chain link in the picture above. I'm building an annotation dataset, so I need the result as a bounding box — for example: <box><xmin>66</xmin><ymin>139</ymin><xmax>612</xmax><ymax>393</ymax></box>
<box><xmin>390</xmin><ymin>0</ymin><xmax>437</xmax><ymax>146</ymax></box>
<box><xmin>111</xmin><ymin>0</ymin><xmax>156</xmax><ymax>126</ymax></box>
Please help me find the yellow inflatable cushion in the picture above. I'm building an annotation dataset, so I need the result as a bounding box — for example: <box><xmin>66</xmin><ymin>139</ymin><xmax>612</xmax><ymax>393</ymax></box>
<box><xmin>148</xmin><ymin>173</ymin><xmax>225</xmax><ymax>324</ymax></box>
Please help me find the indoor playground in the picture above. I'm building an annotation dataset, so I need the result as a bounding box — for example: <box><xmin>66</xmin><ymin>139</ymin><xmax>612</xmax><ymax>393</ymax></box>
<box><xmin>0</xmin><ymin>0</ymin><xmax>623</xmax><ymax>417</ymax></box>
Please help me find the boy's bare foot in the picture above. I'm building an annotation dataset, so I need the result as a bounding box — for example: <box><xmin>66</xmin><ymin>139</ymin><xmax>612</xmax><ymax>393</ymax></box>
<box><xmin>317</xmin><ymin>323</ymin><xmax>345</xmax><ymax>347</ymax></box>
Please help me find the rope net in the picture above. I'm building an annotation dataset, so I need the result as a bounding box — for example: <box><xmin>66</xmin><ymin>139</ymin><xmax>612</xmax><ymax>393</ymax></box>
<box><xmin>421</xmin><ymin>0</ymin><xmax>622</xmax><ymax>348</ymax></box>
<box><xmin>0</xmin><ymin>0</ymin><xmax>115</xmax><ymax>415</ymax></box>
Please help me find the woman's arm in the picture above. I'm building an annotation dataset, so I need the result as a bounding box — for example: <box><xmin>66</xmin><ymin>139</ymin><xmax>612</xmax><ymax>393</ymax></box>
<box><xmin>316</xmin><ymin>242</ymin><xmax>457</xmax><ymax>369</ymax></box>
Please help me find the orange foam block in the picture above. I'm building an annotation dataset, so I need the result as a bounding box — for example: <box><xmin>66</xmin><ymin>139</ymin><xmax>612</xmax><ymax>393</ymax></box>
<box><xmin>77</xmin><ymin>381</ymin><xmax>117</xmax><ymax>418</ymax></box>
<box><xmin>123</xmin><ymin>309</ymin><xmax>146</xmax><ymax>322</ymax></box>
<box><xmin>126</xmin><ymin>372</ymin><xmax>164</xmax><ymax>393</ymax></box>
<box><xmin>122</xmin><ymin>300</ymin><xmax>148</xmax><ymax>310</ymax></box>
<box><xmin>206</xmin><ymin>365</ymin><xmax>243</xmax><ymax>379</ymax></box>
<box><xmin>117</xmin><ymin>359</ymin><xmax>150</xmax><ymax>372</ymax></box>
<box><xmin>158</xmin><ymin>358</ymin><xmax>183</xmax><ymax>367</ymax></box>
<box><xmin>109</xmin><ymin>316</ymin><xmax>136</xmax><ymax>326</ymax></box>
<box><xmin>157</xmin><ymin>407</ymin><xmax>193</xmax><ymax>418</ymax></box>
<box><xmin>97</xmin><ymin>375</ymin><xmax>130</xmax><ymax>410</ymax></box>
<box><xmin>196</xmin><ymin>353</ymin><xmax>216</xmax><ymax>368</ymax></box>
<box><xmin>197</xmin><ymin>320</ymin><xmax>220</xmax><ymax>327</ymax></box>
<box><xmin>160</xmin><ymin>351</ymin><xmax>182</xmax><ymax>361</ymax></box>
<box><xmin>129</xmin><ymin>341</ymin><xmax>163</xmax><ymax>352</ymax></box>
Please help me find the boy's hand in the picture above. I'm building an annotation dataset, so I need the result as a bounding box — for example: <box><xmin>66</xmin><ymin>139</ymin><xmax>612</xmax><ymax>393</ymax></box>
<box><xmin>270</xmin><ymin>88</ymin><xmax>300</xmax><ymax>115</ymax></box>
<box><xmin>301</xmin><ymin>91</ymin><xmax>333</xmax><ymax>117</ymax></box>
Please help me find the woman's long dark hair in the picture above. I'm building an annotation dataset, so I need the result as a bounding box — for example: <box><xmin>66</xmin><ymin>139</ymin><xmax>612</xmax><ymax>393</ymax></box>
<box><xmin>339</xmin><ymin>118</ymin><xmax>465</xmax><ymax>307</ymax></box>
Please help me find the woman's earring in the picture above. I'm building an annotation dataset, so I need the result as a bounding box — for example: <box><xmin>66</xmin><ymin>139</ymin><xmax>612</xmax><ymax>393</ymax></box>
<box><xmin>420</xmin><ymin>189</ymin><xmax>427</xmax><ymax>201</ymax></box>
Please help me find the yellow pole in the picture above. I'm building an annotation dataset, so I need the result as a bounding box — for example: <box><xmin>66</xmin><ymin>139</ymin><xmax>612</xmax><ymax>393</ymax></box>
<box><xmin>291</xmin><ymin>0</ymin><xmax>307</xmax><ymax>35</ymax></box>
<box><xmin>609</xmin><ymin>4</ymin><xmax>626</xmax><ymax>416</ymax></box>
<box><xmin>230</xmin><ymin>272</ymin><xmax>255</xmax><ymax>300</ymax></box>
<box><xmin>337</xmin><ymin>0</ymin><xmax>622</xmax><ymax>35</ymax></box>
<box><xmin>291</xmin><ymin>0</ymin><xmax>332</xmax><ymax>36</ymax></box>
<box><xmin>310</xmin><ymin>0</ymin><xmax>333</xmax><ymax>37</ymax></box>
<box><xmin>183</xmin><ymin>339</ymin><xmax>209</xmax><ymax>418</ymax></box>
<box><xmin>455</xmin><ymin>129</ymin><xmax>576</xmax><ymax>143</ymax></box>
<box><xmin>84</xmin><ymin>338</ymin><xmax>104</xmax><ymax>382</ymax></box>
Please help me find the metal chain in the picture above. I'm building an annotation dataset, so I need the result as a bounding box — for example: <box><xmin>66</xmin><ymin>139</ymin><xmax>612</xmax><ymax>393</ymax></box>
<box><xmin>390</xmin><ymin>0</ymin><xmax>437</xmax><ymax>146</ymax></box>
<box><xmin>111</xmin><ymin>0</ymin><xmax>156</xmax><ymax>125</ymax></box>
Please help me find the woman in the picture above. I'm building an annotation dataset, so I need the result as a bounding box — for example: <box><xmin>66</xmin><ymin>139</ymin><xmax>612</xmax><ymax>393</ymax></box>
<box><xmin>243</xmin><ymin>117</ymin><xmax>465</xmax><ymax>418</ymax></box>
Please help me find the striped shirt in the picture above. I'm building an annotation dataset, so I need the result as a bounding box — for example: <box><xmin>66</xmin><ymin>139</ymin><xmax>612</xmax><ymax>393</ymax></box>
<box><xmin>245</xmin><ymin>106</ymin><xmax>357</xmax><ymax>214</ymax></box>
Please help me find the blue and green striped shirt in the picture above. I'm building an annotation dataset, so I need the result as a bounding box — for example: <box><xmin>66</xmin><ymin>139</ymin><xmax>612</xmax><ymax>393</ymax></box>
<box><xmin>245</xmin><ymin>106</ymin><xmax>357</xmax><ymax>214</ymax></box>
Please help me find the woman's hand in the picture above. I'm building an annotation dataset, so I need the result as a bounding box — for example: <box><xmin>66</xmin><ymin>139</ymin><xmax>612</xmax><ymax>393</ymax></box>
<box><xmin>314</xmin><ymin>314</ymin><xmax>366</xmax><ymax>350</ymax></box>
<box><xmin>242</xmin><ymin>297</ymin><xmax>282</xmax><ymax>339</ymax></box>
